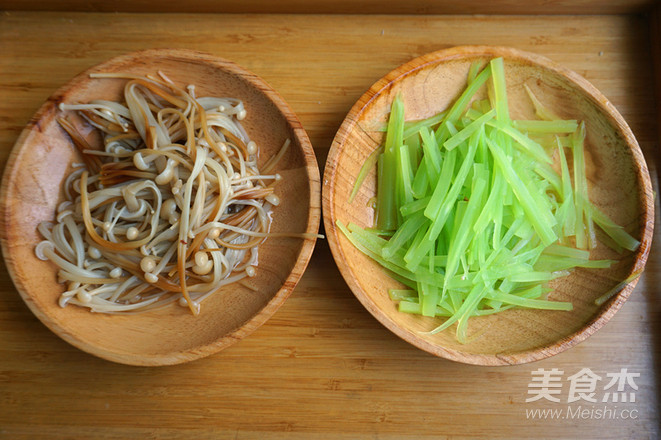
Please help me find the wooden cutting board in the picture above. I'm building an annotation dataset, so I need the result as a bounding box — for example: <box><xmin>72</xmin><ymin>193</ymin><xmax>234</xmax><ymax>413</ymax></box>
<box><xmin>0</xmin><ymin>10</ymin><xmax>659</xmax><ymax>440</ymax></box>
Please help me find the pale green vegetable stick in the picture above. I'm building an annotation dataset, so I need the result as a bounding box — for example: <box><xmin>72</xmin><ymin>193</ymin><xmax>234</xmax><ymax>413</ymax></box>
<box><xmin>342</xmin><ymin>57</ymin><xmax>640</xmax><ymax>342</ymax></box>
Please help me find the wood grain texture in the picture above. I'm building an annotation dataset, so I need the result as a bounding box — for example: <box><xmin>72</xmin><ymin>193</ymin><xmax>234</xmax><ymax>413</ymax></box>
<box><xmin>0</xmin><ymin>11</ymin><xmax>659</xmax><ymax>440</ymax></box>
<box><xmin>323</xmin><ymin>45</ymin><xmax>654</xmax><ymax>365</ymax></box>
<box><xmin>0</xmin><ymin>0</ymin><xmax>656</xmax><ymax>15</ymax></box>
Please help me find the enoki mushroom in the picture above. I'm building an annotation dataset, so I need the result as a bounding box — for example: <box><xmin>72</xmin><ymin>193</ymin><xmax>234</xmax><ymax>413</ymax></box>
<box><xmin>36</xmin><ymin>72</ymin><xmax>302</xmax><ymax>315</ymax></box>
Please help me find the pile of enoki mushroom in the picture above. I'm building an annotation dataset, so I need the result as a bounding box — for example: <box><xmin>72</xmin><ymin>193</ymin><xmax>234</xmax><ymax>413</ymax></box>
<box><xmin>36</xmin><ymin>72</ymin><xmax>294</xmax><ymax>315</ymax></box>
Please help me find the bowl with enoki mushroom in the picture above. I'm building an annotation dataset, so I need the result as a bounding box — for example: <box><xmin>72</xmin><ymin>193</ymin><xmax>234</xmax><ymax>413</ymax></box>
<box><xmin>0</xmin><ymin>49</ymin><xmax>321</xmax><ymax>366</ymax></box>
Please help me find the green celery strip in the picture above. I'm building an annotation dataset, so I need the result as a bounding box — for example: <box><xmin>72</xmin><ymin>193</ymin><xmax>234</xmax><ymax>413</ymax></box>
<box><xmin>443</xmin><ymin>109</ymin><xmax>495</xmax><ymax>150</ymax></box>
<box><xmin>349</xmin><ymin>145</ymin><xmax>383</xmax><ymax>203</ymax></box>
<box><xmin>411</xmin><ymin>160</ymin><xmax>430</xmax><ymax>199</ymax></box>
<box><xmin>369</xmin><ymin>111</ymin><xmax>446</xmax><ymax>136</ymax></box>
<box><xmin>407</xmin><ymin>133</ymin><xmax>421</xmax><ymax>173</ymax></box>
<box><xmin>398</xmin><ymin>301</ymin><xmax>456</xmax><ymax>317</ymax></box>
<box><xmin>435</xmin><ymin>63</ymin><xmax>492</xmax><ymax>139</ymax></box>
<box><xmin>403</xmin><ymin>112</ymin><xmax>446</xmax><ymax>140</ymax></box>
<box><xmin>557</xmin><ymin>140</ymin><xmax>576</xmax><ymax>236</ymax></box>
<box><xmin>572</xmin><ymin>122</ymin><xmax>589</xmax><ymax>249</ymax></box>
<box><xmin>495</xmin><ymin>121</ymin><xmax>553</xmax><ymax>164</ymax></box>
<box><xmin>487</xmin><ymin>137</ymin><xmax>558</xmax><ymax>245</ymax></box>
<box><xmin>389</xmin><ymin>289</ymin><xmax>417</xmax><ymax>301</ymax></box>
<box><xmin>490</xmin><ymin>57</ymin><xmax>510</xmax><ymax>123</ymax></box>
<box><xmin>397</xmin><ymin>145</ymin><xmax>415</xmax><ymax>207</ymax></box>
<box><xmin>376</xmin><ymin>94</ymin><xmax>405</xmax><ymax>230</ymax></box>
<box><xmin>404</xmin><ymin>132</ymin><xmax>477</xmax><ymax>270</ymax></box>
<box><xmin>375</xmin><ymin>150</ymin><xmax>397</xmax><ymax>231</ymax></box>
<box><xmin>510</xmin><ymin>244</ymin><xmax>545</xmax><ymax>267</ymax></box>
<box><xmin>524</xmin><ymin>83</ymin><xmax>561</xmax><ymax>121</ymax></box>
<box><xmin>419</xmin><ymin>127</ymin><xmax>442</xmax><ymax>181</ymax></box>
<box><xmin>465</xmin><ymin>109</ymin><xmax>553</xmax><ymax>165</ymax></box>
<box><xmin>480</xmin><ymin>263</ymin><xmax>533</xmax><ymax>284</ymax></box>
<box><xmin>513</xmin><ymin>120</ymin><xmax>578</xmax><ymax>134</ymax></box>
<box><xmin>367</xmin><ymin>228</ymin><xmax>395</xmax><ymax>237</ymax></box>
<box><xmin>491</xmin><ymin>290</ymin><xmax>573</xmax><ymax>311</ymax></box>
<box><xmin>420</xmin><ymin>281</ymin><xmax>439</xmax><ymax>317</ymax></box>
<box><xmin>443</xmin><ymin>176</ymin><xmax>488</xmax><ymax>290</ymax></box>
<box><xmin>346</xmin><ymin>222</ymin><xmax>475</xmax><ymax>290</ymax></box>
<box><xmin>543</xmin><ymin>244</ymin><xmax>590</xmax><ymax>260</ymax></box>
<box><xmin>430</xmin><ymin>283</ymin><xmax>490</xmax><ymax>336</ymax></box>
<box><xmin>585</xmin><ymin>200</ymin><xmax>640</xmax><ymax>252</ymax></box>
<box><xmin>533</xmin><ymin>162</ymin><xmax>563</xmax><ymax>197</ymax></box>
<box><xmin>467</xmin><ymin>60</ymin><xmax>484</xmax><ymax>84</ymax></box>
<box><xmin>445</xmin><ymin>120</ymin><xmax>458</xmax><ymax>136</ymax></box>
<box><xmin>534</xmin><ymin>255</ymin><xmax>614</xmax><ymax>272</ymax></box>
<box><xmin>427</xmin><ymin>130</ymin><xmax>480</xmax><ymax>223</ymax></box>
<box><xmin>382</xmin><ymin>212</ymin><xmax>428</xmax><ymax>259</ymax></box>
<box><xmin>594</xmin><ymin>270</ymin><xmax>643</xmax><ymax>306</ymax></box>
<box><xmin>400</xmin><ymin>196</ymin><xmax>431</xmax><ymax>217</ymax></box>
<box><xmin>422</xmin><ymin>147</ymin><xmax>459</xmax><ymax>221</ymax></box>
<box><xmin>339</xmin><ymin>221</ymin><xmax>421</xmax><ymax>283</ymax></box>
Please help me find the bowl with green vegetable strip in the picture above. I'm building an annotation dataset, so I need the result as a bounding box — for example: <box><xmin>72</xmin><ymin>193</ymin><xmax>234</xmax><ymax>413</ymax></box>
<box><xmin>322</xmin><ymin>46</ymin><xmax>653</xmax><ymax>365</ymax></box>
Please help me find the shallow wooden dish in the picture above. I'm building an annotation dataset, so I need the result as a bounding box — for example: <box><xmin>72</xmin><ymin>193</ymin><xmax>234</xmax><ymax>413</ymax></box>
<box><xmin>0</xmin><ymin>49</ymin><xmax>320</xmax><ymax>366</ymax></box>
<box><xmin>323</xmin><ymin>46</ymin><xmax>654</xmax><ymax>365</ymax></box>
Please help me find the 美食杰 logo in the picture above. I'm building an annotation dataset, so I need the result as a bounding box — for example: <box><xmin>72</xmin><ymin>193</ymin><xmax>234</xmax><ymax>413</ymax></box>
<box><xmin>524</xmin><ymin>368</ymin><xmax>640</xmax><ymax>421</ymax></box>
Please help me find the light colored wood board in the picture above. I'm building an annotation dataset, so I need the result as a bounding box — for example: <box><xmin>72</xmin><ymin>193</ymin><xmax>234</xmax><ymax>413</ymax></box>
<box><xmin>0</xmin><ymin>13</ymin><xmax>658</xmax><ymax>166</ymax></box>
<box><xmin>0</xmin><ymin>11</ymin><xmax>659</xmax><ymax>439</ymax></box>
<box><xmin>0</xmin><ymin>0</ymin><xmax>656</xmax><ymax>14</ymax></box>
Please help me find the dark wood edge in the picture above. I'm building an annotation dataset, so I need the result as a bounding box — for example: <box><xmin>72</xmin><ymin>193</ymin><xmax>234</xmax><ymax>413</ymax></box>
<box><xmin>651</xmin><ymin>5</ymin><xmax>661</xmax><ymax>185</ymax></box>
<box><xmin>0</xmin><ymin>0</ymin><xmax>657</xmax><ymax>15</ymax></box>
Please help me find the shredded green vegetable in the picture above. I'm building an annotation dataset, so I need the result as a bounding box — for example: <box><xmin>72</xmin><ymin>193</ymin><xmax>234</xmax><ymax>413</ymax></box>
<box><xmin>342</xmin><ymin>58</ymin><xmax>641</xmax><ymax>343</ymax></box>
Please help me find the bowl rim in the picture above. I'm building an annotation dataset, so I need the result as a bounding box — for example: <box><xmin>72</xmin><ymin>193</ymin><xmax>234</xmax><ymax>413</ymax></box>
<box><xmin>322</xmin><ymin>45</ymin><xmax>654</xmax><ymax>366</ymax></box>
<box><xmin>0</xmin><ymin>48</ymin><xmax>321</xmax><ymax>366</ymax></box>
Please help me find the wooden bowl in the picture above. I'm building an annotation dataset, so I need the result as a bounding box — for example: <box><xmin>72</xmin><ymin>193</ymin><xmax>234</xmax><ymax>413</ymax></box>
<box><xmin>0</xmin><ymin>49</ymin><xmax>321</xmax><ymax>366</ymax></box>
<box><xmin>323</xmin><ymin>46</ymin><xmax>654</xmax><ymax>365</ymax></box>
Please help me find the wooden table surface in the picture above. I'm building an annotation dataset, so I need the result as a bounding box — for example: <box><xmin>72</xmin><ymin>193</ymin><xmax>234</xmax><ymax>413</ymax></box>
<box><xmin>0</xmin><ymin>11</ymin><xmax>659</xmax><ymax>440</ymax></box>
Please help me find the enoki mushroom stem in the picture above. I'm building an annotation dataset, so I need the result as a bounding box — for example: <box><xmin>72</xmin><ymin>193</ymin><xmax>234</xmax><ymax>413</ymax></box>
<box><xmin>37</xmin><ymin>72</ymin><xmax>294</xmax><ymax>314</ymax></box>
